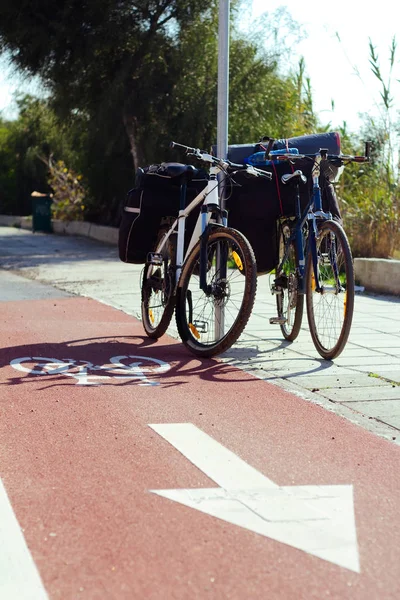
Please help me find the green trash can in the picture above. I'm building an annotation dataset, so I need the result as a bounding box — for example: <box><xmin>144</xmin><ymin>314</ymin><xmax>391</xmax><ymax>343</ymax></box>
<box><xmin>31</xmin><ymin>192</ymin><xmax>53</xmax><ymax>233</ymax></box>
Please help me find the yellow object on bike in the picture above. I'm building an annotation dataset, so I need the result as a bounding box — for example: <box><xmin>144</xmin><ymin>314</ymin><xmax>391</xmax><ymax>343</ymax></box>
<box><xmin>232</xmin><ymin>251</ymin><xmax>243</xmax><ymax>271</ymax></box>
<box><xmin>189</xmin><ymin>323</ymin><xmax>200</xmax><ymax>339</ymax></box>
<box><xmin>311</xmin><ymin>272</ymin><xmax>316</xmax><ymax>292</ymax></box>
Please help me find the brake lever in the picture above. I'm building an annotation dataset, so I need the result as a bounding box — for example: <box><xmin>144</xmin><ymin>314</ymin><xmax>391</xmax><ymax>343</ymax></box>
<box><xmin>246</xmin><ymin>166</ymin><xmax>272</xmax><ymax>180</ymax></box>
<box><xmin>245</xmin><ymin>165</ymin><xmax>259</xmax><ymax>177</ymax></box>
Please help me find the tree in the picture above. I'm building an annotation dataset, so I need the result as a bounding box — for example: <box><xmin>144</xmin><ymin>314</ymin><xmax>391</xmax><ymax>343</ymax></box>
<box><xmin>0</xmin><ymin>0</ymin><xmax>216</xmax><ymax>166</ymax></box>
<box><xmin>0</xmin><ymin>97</ymin><xmax>57</xmax><ymax>215</ymax></box>
<box><xmin>0</xmin><ymin>95</ymin><xmax>89</xmax><ymax>216</ymax></box>
<box><xmin>0</xmin><ymin>1</ymin><xmax>317</xmax><ymax>223</ymax></box>
<box><xmin>0</xmin><ymin>117</ymin><xmax>18</xmax><ymax>214</ymax></box>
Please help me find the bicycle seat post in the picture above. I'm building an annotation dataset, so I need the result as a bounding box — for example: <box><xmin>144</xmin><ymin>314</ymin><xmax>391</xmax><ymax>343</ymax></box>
<box><xmin>179</xmin><ymin>180</ymin><xmax>187</xmax><ymax>211</ymax></box>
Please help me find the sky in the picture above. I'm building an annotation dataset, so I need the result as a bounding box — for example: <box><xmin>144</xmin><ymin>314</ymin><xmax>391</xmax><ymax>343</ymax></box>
<box><xmin>0</xmin><ymin>1</ymin><xmax>399</xmax><ymax>134</ymax></box>
<box><xmin>249</xmin><ymin>0</ymin><xmax>400</xmax><ymax>133</ymax></box>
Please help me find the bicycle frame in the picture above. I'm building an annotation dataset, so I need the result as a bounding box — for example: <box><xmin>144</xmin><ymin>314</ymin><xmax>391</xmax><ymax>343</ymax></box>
<box><xmin>148</xmin><ymin>162</ymin><xmax>227</xmax><ymax>294</ymax></box>
<box><xmin>277</xmin><ymin>151</ymin><xmax>333</xmax><ymax>295</ymax></box>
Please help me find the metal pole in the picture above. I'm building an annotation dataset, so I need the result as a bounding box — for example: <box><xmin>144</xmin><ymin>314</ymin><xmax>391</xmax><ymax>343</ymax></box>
<box><xmin>217</xmin><ymin>0</ymin><xmax>230</xmax><ymax>162</ymax></box>
<box><xmin>215</xmin><ymin>0</ymin><xmax>230</xmax><ymax>341</ymax></box>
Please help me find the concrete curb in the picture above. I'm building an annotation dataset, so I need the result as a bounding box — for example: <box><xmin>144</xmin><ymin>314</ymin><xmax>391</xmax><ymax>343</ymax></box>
<box><xmin>0</xmin><ymin>215</ymin><xmax>118</xmax><ymax>245</ymax></box>
<box><xmin>0</xmin><ymin>214</ymin><xmax>399</xmax><ymax>296</ymax></box>
<box><xmin>52</xmin><ymin>220</ymin><xmax>119</xmax><ymax>244</ymax></box>
<box><xmin>354</xmin><ymin>257</ymin><xmax>400</xmax><ymax>296</ymax></box>
<box><xmin>0</xmin><ymin>215</ymin><xmax>33</xmax><ymax>230</ymax></box>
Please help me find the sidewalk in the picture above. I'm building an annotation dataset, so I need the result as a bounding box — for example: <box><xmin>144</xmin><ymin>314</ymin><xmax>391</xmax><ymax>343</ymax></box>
<box><xmin>0</xmin><ymin>225</ymin><xmax>399</xmax><ymax>445</ymax></box>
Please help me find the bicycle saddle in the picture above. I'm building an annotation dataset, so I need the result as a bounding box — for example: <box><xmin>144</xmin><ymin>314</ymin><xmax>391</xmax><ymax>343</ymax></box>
<box><xmin>161</xmin><ymin>162</ymin><xmax>197</xmax><ymax>179</ymax></box>
<box><xmin>281</xmin><ymin>170</ymin><xmax>307</xmax><ymax>185</ymax></box>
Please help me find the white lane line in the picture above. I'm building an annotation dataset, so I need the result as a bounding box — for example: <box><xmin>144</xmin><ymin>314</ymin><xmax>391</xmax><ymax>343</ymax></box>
<box><xmin>0</xmin><ymin>479</ymin><xmax>48</xmax><ymax>599</ymax></box>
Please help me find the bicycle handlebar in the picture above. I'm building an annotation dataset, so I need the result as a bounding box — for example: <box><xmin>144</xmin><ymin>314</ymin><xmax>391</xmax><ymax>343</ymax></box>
<box><xmin>273</xmin><ymin>150</ymin><xmax>370</xmax><ymax>164</ymax></box>
<box><xmin>169</xmin><ymin>141</ymin><xmax>198</xmax><ymax>154</ymax></box>
<box><xmin>170</xmin><ymin>140</ymin><xmax>221</xmax><ymax>164</ymax></box>
<box><xmin>270</xmin><ymin>140</ymin><xmax>371</xmax><ymax>165</ymax></box>
<box><xmin>170</xmin><ymin>141</ymin><xmax>272</xmax><ymax>179</ymax></box>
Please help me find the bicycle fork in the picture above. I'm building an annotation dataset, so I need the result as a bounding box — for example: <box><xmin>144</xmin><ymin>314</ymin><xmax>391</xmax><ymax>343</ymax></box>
<box><xmin>184</xmin><ymin>171</ymin><xmax>229</xmax><ymax>339</ymax></box>
<box><xmin>311</xmin><ymin>225</ymin><xmax>344</xmax><ymax>295</ymax></box>
<box><xmin>309</xmin><ymin>217</ymin><xmax>322</xmax><ymax>293</ymax></box>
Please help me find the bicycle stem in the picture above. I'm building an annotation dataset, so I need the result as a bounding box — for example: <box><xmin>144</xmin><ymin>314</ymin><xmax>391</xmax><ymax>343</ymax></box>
<box><xmin>311</xmin><ymin>151</ymin><xmax>324</xmax><ymax>212</ymax></box>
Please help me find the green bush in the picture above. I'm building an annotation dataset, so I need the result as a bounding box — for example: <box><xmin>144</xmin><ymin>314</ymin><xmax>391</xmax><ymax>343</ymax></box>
<box><xmin>46</xmin><ymin>158</ymin><xmax>87</xmax><ymax>222</ymax></box>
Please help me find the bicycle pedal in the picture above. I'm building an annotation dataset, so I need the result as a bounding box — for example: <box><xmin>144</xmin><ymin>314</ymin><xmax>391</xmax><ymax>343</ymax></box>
<box><xmin>147</xmin><ymin>252</ymin><xmax>163</xmax><ymax>266</ymax></box>
<box><xmin>189</xmin><ymin>320</ymin><xmax>208</xmax><ymax>337</ymax></box>
<box><xmin>269</xmin><ymin>316</ymin><xmax>287</xmax><ymax>325</ymax></box>
<box><xmin>193</xmin><ymin>320</ymin><xmax>208</xmax><ymax>333</ymax></box>
<box><xmin>271</xmin><ymin>286</ymin><xmax>282</xmax><ymax>296</ymax></box>
<box><xmin>320</xmin><ymin>253</ymin><xmax>331</xmax><ymax>265</ymax></box>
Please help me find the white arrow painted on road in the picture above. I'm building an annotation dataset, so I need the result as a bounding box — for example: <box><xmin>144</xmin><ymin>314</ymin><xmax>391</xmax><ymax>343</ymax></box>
<box><xmin>149</xmin><ymin>423</ymin><xmax>360</xmax><ymax>573</ymax></box>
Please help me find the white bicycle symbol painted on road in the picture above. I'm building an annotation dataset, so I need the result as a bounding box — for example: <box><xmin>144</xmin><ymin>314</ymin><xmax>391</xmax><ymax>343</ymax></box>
<box><xmin>10</xmin><ymin>355</ymin><xmax>171</xmax><ymax>386</ymax></box>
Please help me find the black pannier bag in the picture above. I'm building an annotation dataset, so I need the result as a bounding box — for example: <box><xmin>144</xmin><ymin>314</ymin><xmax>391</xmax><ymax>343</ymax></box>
<box><xmin>225</xmin><ymin>162</ymin><xmax>306</xmax><ymax>275</ymax></box>
<box><xmin>225</xmin><ymin>133</ymin><xmax>342</xmax><ymax>275</ymax></box>
<box><xmin>119</xmin><ymin>163</ymin><xmax>209</xmax><ymax>264</ymax></box>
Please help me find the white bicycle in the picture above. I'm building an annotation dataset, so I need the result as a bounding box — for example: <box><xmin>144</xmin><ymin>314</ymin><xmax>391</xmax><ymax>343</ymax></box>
<box><xmin>141</xmin><ymin>142</ymin><xmax>271</xmax><ymax>358</ymax></box>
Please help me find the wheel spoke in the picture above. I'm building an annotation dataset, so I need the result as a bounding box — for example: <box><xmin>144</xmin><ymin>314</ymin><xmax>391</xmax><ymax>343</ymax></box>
<box><xmin>306</xmin><ymin>221</ymin><xmax>354</xmax><ymax>359</ymax></box>
<box><xmin>141</xmin><ymin>231</ymin><xmax>176</xmax><ymax>339</ymax></box>
<box><xmin>275</xmin><ymin>222</ymin><xmax>304</xmax><ymax>341</ymax></box>
<box><xmin>176</xmin><ymin>228</ymin><xmax>257</xmax><ymax>357</ymax></box>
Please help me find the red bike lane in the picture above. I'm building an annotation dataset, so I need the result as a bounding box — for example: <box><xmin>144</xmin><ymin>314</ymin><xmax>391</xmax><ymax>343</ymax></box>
<box><xmin>0</xmin><ymin>295</ymin><xmax>399</xmax><ymax>599</ymax></box>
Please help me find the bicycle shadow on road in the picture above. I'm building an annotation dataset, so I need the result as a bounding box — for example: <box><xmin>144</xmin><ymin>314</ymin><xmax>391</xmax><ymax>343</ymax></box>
<box><xmin>221</xmin><ymin>338</ymin><xmax>342</xmax><ymax>383</ymax></box>
<box><xmin>0</xmin><ymin>335</ymin><xmax>258</xmax><ymax>390</ymax></box>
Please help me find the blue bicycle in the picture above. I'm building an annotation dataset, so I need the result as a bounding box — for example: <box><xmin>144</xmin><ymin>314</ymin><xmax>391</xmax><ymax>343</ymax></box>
<box><xmin>269</xmin><ymin>145</ymin><xmax>370</xmax><ymax>359</ymax></box>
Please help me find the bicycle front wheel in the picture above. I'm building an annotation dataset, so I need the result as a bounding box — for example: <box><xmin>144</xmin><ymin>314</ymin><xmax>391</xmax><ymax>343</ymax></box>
<box><xmin>305</xmin><ymin>220</ymin><xmax>354</xmax><ymax>360</ymax></box>
<box><xmin>275</xmin><ymin>222</ymin><xmax>304</xmax><ymax>341</ymax></box>
<box><xmin>141</xmin><ymin>229</ymin><xmax>176</xmax><ymax>339</ymax></box>
<box><xmin>175</xmin><ymin>227</ymin><xmax>257</xmax><ymax>357</ymax></box>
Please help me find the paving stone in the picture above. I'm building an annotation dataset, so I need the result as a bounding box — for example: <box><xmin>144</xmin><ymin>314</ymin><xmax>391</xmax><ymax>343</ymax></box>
<box><xmin>286</xmin><ymin>374</ymin><xmax>387</xmax><ymax>389</ymax></box>
<box><xmin>342</xmin><ymin>400</ymin><xmax>400</xmax><ymax>430</ymax></box>
<box><xmin>321</xmin><ymin>386</ymin><xmax>400</xmax><ymax>402</ymax></box>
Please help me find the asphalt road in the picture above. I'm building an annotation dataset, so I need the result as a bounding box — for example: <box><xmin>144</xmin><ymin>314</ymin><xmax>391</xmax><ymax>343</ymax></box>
<box><xmin>1</xmin><ymin>226</ymin><xmax>399</xmax><ymax>444</ymax></box>
<box><xmin>0</xmin><ymin>277</ymin><xmax>399</xmax><ymax>599</ymax></box>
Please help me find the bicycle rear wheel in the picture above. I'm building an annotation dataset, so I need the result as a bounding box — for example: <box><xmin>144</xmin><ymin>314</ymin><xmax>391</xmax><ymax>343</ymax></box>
<box><xmin>141</xmin><ymin>229</ymin><xmax>176</xmax><ymax>339</ymax></box>
<box><xmin>305</xmin><ymin>220</ymin><xmax>354</xmax><ymax>359</ymax></box>
<box><xmin>175</xmin><ymin>227</ymin><xmax>257</xmax><ymax>357</ymax></box>
<box><xmin>275</xmin><ymin>222</ymin><xmax>304</xmax><ymax>341</ymax></box>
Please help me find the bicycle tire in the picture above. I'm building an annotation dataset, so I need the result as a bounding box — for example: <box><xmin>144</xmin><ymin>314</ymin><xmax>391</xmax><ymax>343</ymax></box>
<box><xmin>141</xmin><ymin>229</ymin><xmax>176</xmax><ymax>339</ymax></box>
<box><xmin>275</xmin><ymin>222</ymin><xmax>304</xmax><ymax>341</ymax></box>
<box><xmin>305</xmin><ymin>220</ymin><xmax>354</xmax><ymax>360</ymax></box>
<box><xmin>175</xmin><ymin>227</ymin><xmax>257</xmax><ymax>357</ymax></box>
